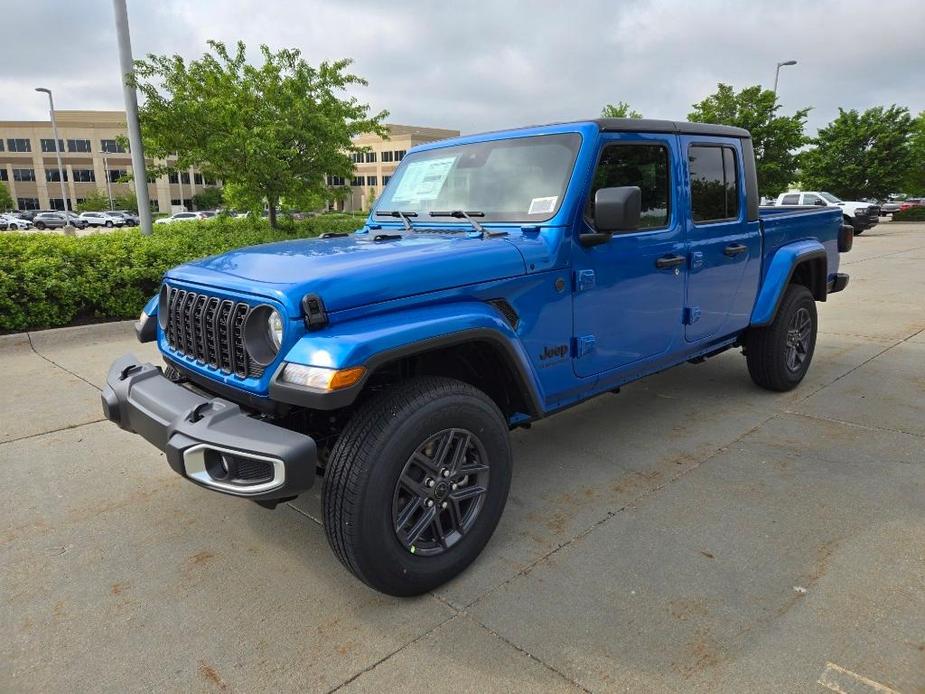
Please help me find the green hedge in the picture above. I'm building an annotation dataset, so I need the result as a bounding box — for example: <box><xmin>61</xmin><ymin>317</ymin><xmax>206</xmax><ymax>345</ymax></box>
<box><xmin>892</xmin><ymin>207</ymin><xmax>925</xmax><ymax>222</ymax></box>
<box><xmin>0</xmin><ymin>214</ymin><xmax>363</xmax><ymax>332</ymax></box>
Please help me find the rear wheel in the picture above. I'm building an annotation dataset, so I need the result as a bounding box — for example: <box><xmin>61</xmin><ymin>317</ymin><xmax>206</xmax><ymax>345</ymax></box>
<box><xmin>323</xmin><ymin>377</ymin><xmax>512</xmax><ymax>596</ymax></box>
<box><xmin>745</xmin><ymin>284</ymin><xmax>817</xmax><ymax>391</ymax></box>
<box><xmin>105</xmin><ymin>220</ymin><xmax>113</xmax><ymax>227</ymax></box>
<box><xmin>35</xmin><ymin>222</ymin><xmax>46</xmax><ymax>230</ymax></box>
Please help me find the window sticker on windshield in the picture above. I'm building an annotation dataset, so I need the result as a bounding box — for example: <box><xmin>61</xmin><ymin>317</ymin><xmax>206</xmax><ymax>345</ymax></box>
<box><xmin>391</xmin><ymin>156</ymin><xmax>457</xmax><ymax>202</ymax></box>
<box><xmin>528</xmin><ymin>196</ymin><xmax>558</xmax><ymax>215</ymax></box>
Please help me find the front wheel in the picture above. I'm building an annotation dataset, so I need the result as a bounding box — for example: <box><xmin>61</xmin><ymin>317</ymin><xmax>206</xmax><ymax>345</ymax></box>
<box><xmin>104</xmin><ymin>220</ymin><xmax>113</xmax><ymax>227</ymax></box>
<box><xmin>35</xmin><ymin>222</ymin><xmax>45</xmax><ymax>230</ymax></box>
<box><xmin>323</xmin><ymin>377</ymin><xmax>512</xmax><ymax>596</ymax></box>
<box><xmin>745</xmin><ymin>284</ymin><xmax>817</xmax><ymax>391</ymax></box>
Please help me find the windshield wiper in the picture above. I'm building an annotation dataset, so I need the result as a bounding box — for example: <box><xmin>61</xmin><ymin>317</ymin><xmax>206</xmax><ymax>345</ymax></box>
<box><xmin>429</xmin><ymin>210</ymin><xmax>485</xmax><ymax>233</ymax></box>
<box><xmin>374</xmin><ymin>210</ymin><xmax>417</xmax><ymax>231</ymax></box>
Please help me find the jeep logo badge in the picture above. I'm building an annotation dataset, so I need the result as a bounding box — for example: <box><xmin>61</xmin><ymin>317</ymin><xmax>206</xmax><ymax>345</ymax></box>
<box><xmin>540</xmin><ymin>344</ymin><xmax>569</xmax><ymax>361</ymax></box>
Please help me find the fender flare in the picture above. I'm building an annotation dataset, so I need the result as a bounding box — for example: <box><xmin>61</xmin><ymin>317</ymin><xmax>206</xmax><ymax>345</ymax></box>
<box><xmin>269</xmin><ymin>301</ymin><xmax>544</xmax><ymax>415</ymax></box>
<box><xmin>750</xmin><ymin>240</ymin><xmax>827</xmax><ymax>327</ymax></box>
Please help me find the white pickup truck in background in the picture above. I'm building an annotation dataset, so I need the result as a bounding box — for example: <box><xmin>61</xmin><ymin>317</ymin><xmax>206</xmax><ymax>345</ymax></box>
<box><xmin>776</xmin><ymin>191</ymin><xmax>880</xmax><ymax>234</ymax></box>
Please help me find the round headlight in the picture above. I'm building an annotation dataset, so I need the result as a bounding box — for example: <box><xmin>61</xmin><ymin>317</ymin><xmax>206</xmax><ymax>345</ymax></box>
<box><xmin>244</xmin><ymin>305</ymin><xmax>283</xmax><ymax>366</ymax></box>
<box><xmin>268</xmin><ymin>309</ymin><xmax>283</xmax><ymax>349</ymax></box>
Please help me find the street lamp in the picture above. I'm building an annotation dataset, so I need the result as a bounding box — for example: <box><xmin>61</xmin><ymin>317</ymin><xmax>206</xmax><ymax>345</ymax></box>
<box><xmin>773</xmin><ymin>60</ymin><xmax>798</xmax><ymax>96</ymax></box>
<box><xmin>100</xmin><ymin>150</ymin><xmax>114</xmax><ymax>210</ymax></box>
<box><xmin>35</xmin><ymin>88</ymin><xmax>72</xmax><ymax>223</ymax></box>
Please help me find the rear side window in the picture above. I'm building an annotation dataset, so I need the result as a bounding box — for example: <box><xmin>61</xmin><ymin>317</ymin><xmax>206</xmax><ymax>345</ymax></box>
<box><xmin>587</xmin><ymin>143</ymin><xmax>670</xmax><ymax>230</ymax></box>
<box><xmin>688</xmin><ymin>145</ymin><xmax>740</xmax><ymax>223</ymax></box>
<box><xmin>781</xmin><ymin>194</ymin><xmax>800</xmax><ymax>205</ymax></box>
<box><xmin>802</xmin><ymin>193</ymin><xmax>823</xmax><ymax>205</ymax></box>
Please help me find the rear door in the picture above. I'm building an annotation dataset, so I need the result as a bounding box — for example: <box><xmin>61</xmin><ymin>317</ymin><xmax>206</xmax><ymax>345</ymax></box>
<box><xmin>682</xmin><ymin>139</ymin><xmax>761</xmax><ymax>342</ymax></box>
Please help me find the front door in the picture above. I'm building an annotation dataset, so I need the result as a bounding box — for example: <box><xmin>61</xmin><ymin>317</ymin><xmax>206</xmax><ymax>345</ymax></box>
<box><xmin>682</xmin><ymin>139</ymin><xmax>761</xmax><ymax>342</ymax></box>
<box><xmin>572</xmin><ymin>135</ymin><xmax>686</xmax><ymax>378</ymax></box>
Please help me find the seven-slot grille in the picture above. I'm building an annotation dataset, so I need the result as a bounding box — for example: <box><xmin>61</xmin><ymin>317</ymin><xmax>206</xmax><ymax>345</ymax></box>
<box><xmin>163</xmin><ymin>287</ymin><xmax>265</xmax><ymax>379</ymax></box>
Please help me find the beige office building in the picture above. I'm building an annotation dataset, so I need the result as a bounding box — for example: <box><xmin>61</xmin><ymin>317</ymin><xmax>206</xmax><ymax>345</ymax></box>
<box><xmin>0</xmin><ymin>110</ymin><xmax>218</xmax><ymax>213</ymax></box>
<box><xmin>334</xmin><ymin>124</ymin><xmax>460</xmax><ymax>212</ymax></box>
<box><xmin>1</xmin><ymin>112</ymin><xmax>456</xmax><ymax>213</ymax></box>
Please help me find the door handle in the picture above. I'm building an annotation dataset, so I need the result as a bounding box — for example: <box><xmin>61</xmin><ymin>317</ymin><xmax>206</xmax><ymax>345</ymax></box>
<box><xmin>724</xmin><ymin>243</ymin><xmax>748</xmax><ymax>257</ymax></box>
<box><xmin>655</xmin><ymin>254</ymin><xmax>685</xmax><ymax>269</ymax></box>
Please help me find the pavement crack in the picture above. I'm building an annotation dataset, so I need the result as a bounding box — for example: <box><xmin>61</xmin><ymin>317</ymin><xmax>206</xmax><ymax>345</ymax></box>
<box><xmin>284</xmin><ymin>501</ymin><xmax>323</xmax><ymax>526</ymax></box>
<box><xmin>26</xmin><ymin>332</ymin><xmax>101</xmax><ymax>392</ymax></box>
<box><xmin>0</xmin><ymin>418</ymin><xmax>106</xmax><ymax>446</ymax></box>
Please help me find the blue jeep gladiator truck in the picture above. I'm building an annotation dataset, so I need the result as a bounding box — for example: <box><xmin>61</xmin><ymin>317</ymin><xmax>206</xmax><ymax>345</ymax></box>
<box><xmin>102</xmin><ymin>118</ymin><xmax>852</xmax><ymax>596</ymax></box>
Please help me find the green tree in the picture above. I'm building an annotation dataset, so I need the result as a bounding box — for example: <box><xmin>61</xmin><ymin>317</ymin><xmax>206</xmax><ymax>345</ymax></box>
<box><xmin>800</xmin><ymin>106</ymin><xmax>914</xmax><ymax>200</ymax></box>
<box><xmin>192</xmin><ymin>187</ymin><xmax>224</xmax><ymax>210</ymax></box>
<box><xmin>0</xmin><ymin>182</ymin><xmax>14</xmax><ymax>211</ymax></box>
<box><xmin>130</xmin><ymin>40</ymin><xmax>387</xmax><ymax>227</ymax></box>
<box><xmin>901</xmin><ymin>111</ymin><xmax>925</xmax><ymax>195</ymax></box>
<box><xmin>75</xmin><ymin>190</ymin><xmax>115</xmax><ymax>213</ymax></box>
<box><xmin>688</xmin><ymin>83</ymin><xmax>810</xmax><ymax>197</ymax></box>
<box><xmin>601</xmin><ymin>101</ymin><xmax>643</xmax><ymax>119</ymax></box>
<box><xmin>112</xmin><ymin>192</ymin><xmax>139</xmax><ymax>212</ymax></box>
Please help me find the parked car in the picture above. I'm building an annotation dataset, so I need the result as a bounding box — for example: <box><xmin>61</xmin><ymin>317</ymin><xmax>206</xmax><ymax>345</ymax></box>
<box><xmin>0</xmin><ymin>218</ymin><xmax>7</xmax><ymax>231</ymax></box>
<box><xmin>79</xmin><ymin>211</ymin><xmax>127</xmax><ymax>228</ymax></box>
<box><xmin>103</xmin><ymin>117</ymin><xmax>853</xmax><ymax>596</ymax></box>
<box><xmin>880</xmin><ymin>200</ymin><xmax>904</xmax><ymax>215</ymax></box>
<box><xmin>111</xmin><ymin>210</ymin><xmax>140</xmax><ymax>226</ymax></box>
<box><xmin>33</xmin><ymin>212</ymin><xmax>89</xmax><ymax>230</ymax></box>
<box><xmin>899</xmin><ymin>198</ymin><xmax>924</xmax><ymax>212</ymax></box>
<box><xmin>775</xmin><ymin>191</ymin><xmax>878</xmax><ymax>234</ymax></box>
<box><xmin>0</xmin><ymin>213</ymin><xmax>33</xmax><ymax>230</ymax></box>
<box><xmin>154</xmin><ymin>211</ymin><xmax>208</xmax><ymax>225</ymax></box>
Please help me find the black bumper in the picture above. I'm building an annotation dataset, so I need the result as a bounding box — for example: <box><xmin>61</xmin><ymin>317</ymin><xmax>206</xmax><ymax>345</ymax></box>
<box><xmin>101</xmin><ymin>355</ymin><xmax>317</xmax><ymax>500</ymax></box>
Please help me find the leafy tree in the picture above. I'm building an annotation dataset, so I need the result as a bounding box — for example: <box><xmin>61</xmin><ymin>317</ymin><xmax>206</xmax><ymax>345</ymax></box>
<box><xmin>601</xmin><ymin>101</ymin><xmax>642</xmax><ymax>119</ymax></box>
<box><xmin>76</xmin><ymin>190</ymin><xmax>115</xmax><ymax>213</ymax></box>
<box><xmin>130</xmin><ymin>41</ymin><xmax>387</xmax><ymax>227</ymax></box>
<box><xmin>689</xmin><ymin>83</ymin><xmax>809</xmax><ymax>197</ymax></box>
<box><xmin>800</xmin><ymin>106</ymin><xmax>915</xmax><ymax>200</ymax></box>
<box><xmin>192</xmin><ymin>187</ymin><xmax>224</xmax><ymax>210</ymax></box>
<box><xmin>113</xmin><ymin>192</ymin><xmax>139</xmax><ymax>212</ymax></box>
<box><xmin>902</xmin><ymin>111</ymin><xmax>925</xmax><ymax>195</ymax></box>
<box><xmin>0</xmin><ymin>182</ymin><xmax>14</xmax><ymax>211</ymax></box>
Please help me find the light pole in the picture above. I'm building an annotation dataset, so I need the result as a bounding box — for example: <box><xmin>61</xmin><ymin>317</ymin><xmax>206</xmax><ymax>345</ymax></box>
<box><xmin>34</xmin><ymin>88</ymin><xmax>71</xmax><ymax>224</ymax></box>
<box><xmin>101</xmin><ymin>150</ymin><xmax>114</xmax><ymax>210</ymax></box>
<box><xmin>773</xmin><ymin>60</ymin><xmax>798</xmax><ymax>97</ymax></box>
<box><xmin>112</xmin><ymin>0</ymin><xmax>152</xmax><ymax>234</ymax></box>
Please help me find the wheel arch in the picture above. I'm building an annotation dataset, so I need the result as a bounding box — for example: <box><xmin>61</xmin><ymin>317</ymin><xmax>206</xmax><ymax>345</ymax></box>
<box><xmin>750</xmin><ymin>241</ymin><xmax>827</xmax><ymax>327</ymax></box>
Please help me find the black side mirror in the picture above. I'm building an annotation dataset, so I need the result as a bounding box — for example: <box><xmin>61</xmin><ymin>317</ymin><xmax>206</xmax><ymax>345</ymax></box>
<box><xmin>581</xmin><ymin>186</ymin><xmax>642</xmax><ymax>247</ymax></box>
<box><xmin>814</xmin><ymin>199</ymin><xmax>826</xmax><ymax>206</ymax></box>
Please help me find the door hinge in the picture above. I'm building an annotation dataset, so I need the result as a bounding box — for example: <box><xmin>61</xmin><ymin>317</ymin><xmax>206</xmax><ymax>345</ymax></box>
<box><xmin>575</xmin><ymin>269</ymin><xmax>596</xmax><ymax>292</ymax></box>
<box><xmin>683</xmin><ymin>306</ymin><xmax>702</xmax><ymax>325</ymax></box>
<box><xmin>690</xmin><ymin>251</ymin><xmax>704</xmax><ymax>272</ymax></box>
<box><xmin>574</xmin><ymin>334</ymin><xmax>596</xmax><ymax>357</ymax></box>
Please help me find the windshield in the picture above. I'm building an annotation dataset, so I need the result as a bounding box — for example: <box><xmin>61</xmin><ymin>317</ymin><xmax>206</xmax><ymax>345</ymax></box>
<box><xmin>820</xmin><ymin>192</ymin><xmax>842</xmax><ymax>203</ymax></box>
<box><xmin>374</xmin><ymin>133</ymin><xmax>581</xmax><ymax>223</ymax></box>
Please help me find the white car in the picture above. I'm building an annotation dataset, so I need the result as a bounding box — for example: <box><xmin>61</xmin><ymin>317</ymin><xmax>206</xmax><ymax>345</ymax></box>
<box><xmin>1</xmin><ymin>214</ymin><xmax>33</xmax><ymax>230</ymax></box>
<box><xmin>154</xmin><ymin>211</ymin><xmax>208</xmax><ymax>225</ymax></box>
<box><xmin>79</xmin><ymin>211</ymin><xmax>127</xmax><ymax>228</ymax></box>
<box><xmin>775</xmin><ymin>191</ymin><xmax>879</xmax><ymax>234</ymax></box>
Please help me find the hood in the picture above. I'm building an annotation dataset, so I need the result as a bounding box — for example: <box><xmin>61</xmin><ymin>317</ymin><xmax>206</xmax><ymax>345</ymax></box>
<box><xmin>166</xmin><ymin>231</ymin><xmax>527</xmax><ymax>315</ymax></box>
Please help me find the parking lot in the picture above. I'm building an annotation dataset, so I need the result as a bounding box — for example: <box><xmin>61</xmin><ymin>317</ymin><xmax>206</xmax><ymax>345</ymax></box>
<box><xmin>1</xmin><ymin>220</ymin><xmax>923</xmax><ymax>693</ymax></box>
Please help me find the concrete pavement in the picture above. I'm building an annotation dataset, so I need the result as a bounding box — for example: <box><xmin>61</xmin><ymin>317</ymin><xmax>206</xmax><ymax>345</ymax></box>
<box><xmin>2</xmin><ymin>221</ymin><xmax>923</xmax><ymax>693</ymax></box>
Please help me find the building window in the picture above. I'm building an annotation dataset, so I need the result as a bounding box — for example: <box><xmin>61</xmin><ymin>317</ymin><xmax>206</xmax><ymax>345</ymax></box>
<box><xmin>0</xmin><ymin>169</ymin><xmax>7</xmax><ymax>181</ymax></box>
<box><xmin>67</xmin><ymin>139</ymin><xmax>92</xmax><ymax>153</ymax></box>
<box><xmin>170</xmin><ymin>199</ymin><xmax>181</xmax><ymax>206</ymax></box>
<box><xmin>17</xmin><ymin>197</ymin><xmax>40</xmax><ymax>210</ymax></box>
<box><xmin>383</xmin><ymin>175</ymin><xmax>391</xmax><ymax>185</ymax></box>
<box><xmin>75</xmin><ymin>198</ymin><xmax>86</xmax><ymax>206</ymax></box>
<box><xmin>367</xmin><ymin>176</ymin><xmax>378</xmax><ymax>186</ymax></box>
<box><xmin>365</xmin><ymin>151</ymin><xmax>377</xmax><ymax>163</ymax></box>
<box><xmin>382</xmin><ymin>151</ymin><xmax>394</xmax><ymax>163</ymax></box>
<box><xmin>688</xmin><ymin>145</ymin><xmax>740</xmax><ymax>223</ymax></box>
<box><xmin>351</xmin><ymin>176</ymin><xmax>364</xmax><ymax>187</ymax></box>
<box><xmin>13</xmin><ymin>168</ymin><xmax>36</xmax><ymax>182</ymax></box>
<box><xmin>109</xmin><ymin>169</ymin><xmax>128</xmax><ymax>183</ymax></box>
<box><xmin>7</xmin><ymin>138</ymin><xmax>31</xmax><ymax>152</ymax></box>
<box><xmin>46</xmin><ymin>168</ymin><xmax>68</xmax><ymax>182</ymax></box>
<box><xmin>49</xmin><ymin>198</ymin><xmax>73</xmax><ymax>211</ymax></box>
<box><xmin>327</xmin><ymin>175</ymin><xmax>346</xmax><ymax>186</ymax></box>
<box><xmin>193</xmin><ymin>173</ymin><xmax>203</xmax><ymax>185</ymax></box>
<box><xmin>181</xmin><ymin>172</ymin><xmax>190</xmax><ymax>184</ymax></box>
<box><xmin>394</xmin><ymin>150</ymin><xmax>406</xmax><ymax>161</ymax></box>
<box><xmin>41</xmin><ymin>138</ymin><xmax>64</xmax><ymax>152</ymax></box>
<box><xmin>168</xmin><ymin>172</ymin><xmax>178</xmax><ymax>184</ymax></box>
<box><xmin>72</xmin><ymin>169</ymin><xmax>95</xmax><ymax>182</ymax></box>
<box><xmin>100</xmin><ymin>139</ymin><xmax>126</xmax><ymax>153</ymax></box>
<box><xmin>0</xmin><ymin>140</ymin><xmax>4</xmax><ymax>152</ymax></box>
<box><xmin>588</xmin><ymin>144</ymin><xmax>670</xmax><ymax>229</ymax></box>
<box><xmin>204</xmin><ymin>176</ymin><xmax>216</xmax><ymax>185</ymax></box>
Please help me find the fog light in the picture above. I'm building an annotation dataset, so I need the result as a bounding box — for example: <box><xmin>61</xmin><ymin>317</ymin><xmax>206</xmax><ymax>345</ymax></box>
<box><xmin>280</xmin><ymin>363</ymin><xmax>366</xmax><ymax>391</ymax></box>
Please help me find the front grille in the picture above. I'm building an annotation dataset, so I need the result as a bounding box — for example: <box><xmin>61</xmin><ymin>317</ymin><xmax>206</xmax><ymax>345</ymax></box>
<box><xmin>164</xmin><ymin>287</ymin><xmax>265</xmax><ymax>379</ymax></box>
<box><xmin>232</xmin><ymin>457</ymin><xmax>274</xmax><ymax>483</ymax></box>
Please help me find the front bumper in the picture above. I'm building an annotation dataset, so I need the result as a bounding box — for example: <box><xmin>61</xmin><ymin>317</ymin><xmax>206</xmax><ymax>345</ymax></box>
<box><xmin>101</xmin><ymin>354</ymin><xmax>317</xmax><ymax>500</ymax></box>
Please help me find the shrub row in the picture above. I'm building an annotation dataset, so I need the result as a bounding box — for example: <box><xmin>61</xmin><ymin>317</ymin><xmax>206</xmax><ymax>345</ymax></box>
<box><xmin>892</xmin><ymin>206</ymin><xmax>925</xmax><ymax>222</ymax></box>
<box><xmin>0</xmin><ymin>214</ymin><xmax>363</xmax><ymax>332</ymax></box>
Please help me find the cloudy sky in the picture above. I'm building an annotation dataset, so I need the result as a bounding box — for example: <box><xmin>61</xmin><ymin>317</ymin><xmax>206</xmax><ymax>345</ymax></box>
<box><xmin>3</xmin><ymin>0</ymin><xmax>923</xmax><ymax>136</ymax></box>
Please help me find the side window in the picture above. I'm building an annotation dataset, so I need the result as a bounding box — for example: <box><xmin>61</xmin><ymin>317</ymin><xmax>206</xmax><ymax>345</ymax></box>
<box><xmin>781</xmin><ymin>193</ymin><xmax>800</xmax><ymax>205</ymax></box>
<box><xmin>587</xmin><ymin>143</ymin><xmax>670</xmax><ymax>230</ymax></box>
<box><xmin>689</xmin><ymin>145</ymin><xmax>740</xmax><ymax>223</ymax></box>
<box><xmin>802</xmin><ymin>193</ymin><xmax>822</xmax><ymax>206</ymax></box>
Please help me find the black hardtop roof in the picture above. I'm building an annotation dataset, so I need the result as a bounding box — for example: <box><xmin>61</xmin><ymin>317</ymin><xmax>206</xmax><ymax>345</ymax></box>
<box><xmin>594</xmin><ymin>118</ymin><xmax>751</xmax><ymax>139</ymax></box>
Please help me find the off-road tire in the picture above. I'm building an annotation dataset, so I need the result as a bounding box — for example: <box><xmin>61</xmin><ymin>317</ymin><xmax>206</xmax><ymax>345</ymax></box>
<box><xmin>322</xmin><ymin>376</ymin><xmax>512</xmax><ymax>596</ymax></box>
<box><xmin>746</xmin><ymin>284</ymin><xmax>817</xmax><ymax>391</ymax></box>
